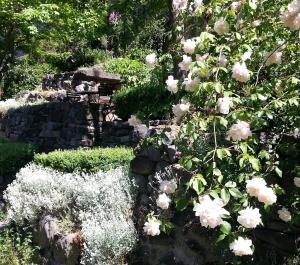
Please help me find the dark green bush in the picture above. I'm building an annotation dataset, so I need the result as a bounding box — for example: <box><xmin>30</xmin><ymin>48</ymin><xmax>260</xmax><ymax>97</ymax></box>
<box><xmin>113</xmin><ymin>83</ymin><xmax>175</xmax><ymax>120</ymax></box>
<box><xmin>0</xmin><ymin>140</ymin><xmax>35</xmax><ymax>177</ymax></box>
<box><xmin>33</xmin><ymin>147</ymin><xmax>134</xmax><ymax>173</ymax></box>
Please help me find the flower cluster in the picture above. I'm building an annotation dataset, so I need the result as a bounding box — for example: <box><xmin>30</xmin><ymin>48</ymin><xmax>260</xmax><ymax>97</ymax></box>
<box><xmin>281</xmin><ymin>0</ymin><xmax>300</xmax><ymax>31</ymax></box>
<box><xmin>227</xmin><ymin>121</ymin><xmax>252</xmax><ymax>141</ymax></box>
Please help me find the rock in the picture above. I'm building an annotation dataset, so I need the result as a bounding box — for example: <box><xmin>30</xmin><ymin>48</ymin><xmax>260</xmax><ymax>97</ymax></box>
<box><xmin>155</xmin><ymin>161</ymin><xmax>171</xmax><ymax>173</ymax></box>
<box><xmin>131</xmin><ymin>157</ymin><xmax>156</xmax><ymax>176</ymax></box>
<box><xmin>167</xmin><ymin>145</ymin><xmax>177</xmax><ymax>163</ymax></box>
<box><xmin>147</xmin><ymin>146</ymin><xmax>162</xmax><ymax>162</ymax></box>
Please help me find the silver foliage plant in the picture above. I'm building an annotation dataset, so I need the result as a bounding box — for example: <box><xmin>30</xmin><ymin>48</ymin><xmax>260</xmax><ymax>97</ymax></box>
<box><xmin>4</xmin><ymin>163</ymin><xmax>138</xmax><ymax>265</ymax></box>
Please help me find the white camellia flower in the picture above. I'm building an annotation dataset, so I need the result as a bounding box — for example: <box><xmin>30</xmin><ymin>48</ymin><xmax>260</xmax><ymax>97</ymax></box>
<box><xmin>159</xmin><ymin>180</ymin><xmax>177</xmax><ymax>194</ymax></box>
<box><xmin>252</xmin><ymin>20</ymin><xmax>261</xmax><ymax>27</ymax></box>
<box><xmin>128</xmin><ymin>115</ymin><xmax>141</xmax><ymax>126</ymax></box>
<box><xmin>237</xmin><ymin>207</ymin><xmax>262</xmax><ymax>228</ymax></box>
<box><xmin>230</xmin><ymin>237</ymin><xmax>253</xmax><ymax>256</ymax></box>
<box><xmin>143</xmin><ymin>219</ymin><xmax>160</xmax><ymax>236</ymax></box>
<box><xmin>183</xmin><ymin>39</ymin><xmax>196</xmax><ymax>54</ymax></box>
<box><xmin>281</xmin><ymin>0</ymin><xmax>300</xmax><ymax>30</ymax></box>
<box><xmin>166</xmin><ymin>75</ymin><xmax>179</xmax><ymax>94</ymax></box>
<box><xmin>156</xmin><ymin>193</ymin><xmax>171</xmax><ymax>210</ymax></box>
<box><xmin>172</xmin><ymin>103</ymin><xmax>190</xmax><ymax>119</ymax></box>
<box><xmin>179</xmin><ymin>55</ymin><xmax>193</xmax><ymax>71</ymax></box>
<box><xmin>173</xmin><ymin>0</ymin><xmax>188</xmax><ymax>10</ymax></box>
<box><xmin>214</xmin><ymin>18</ymin><xmax>229</xmax><ymax>35</ymax></box>
<box><xmin>145</xmin><ymin>53</ymin><xmax>156</xmax><ymax>66</ymax></box>
<box><xmin>217</xmin><ymin>97</ymin><xmax>231</xmax><ymax>114</ymax></box>
<box><xmin>231</xmin><ymin>1</ymin><xmax>244</xmax><ymax>12</ymax></box>
<box><xmin>294</xmin><ymin>177</ymin><xmax>300</xmax><ymax>187</ymax></box>
<box><xmin>193</xmin><ymin>195</ymin><xmax>230</xmax><ymax>229</ymax></box>
<box><xmin>278</xmin><ymin>207</ymin><xmax>292</xmax><ymax>222</ymax></box>
<box><xmin>265</xmin><ymin>51</ymin><xmax>283</xmax><ymax>66</ymax></box>
<box><xmin>183</xmin><ymin>73</ymin><xmax>200</xmax><ymax>92</ymax></box>
<box><xmin>246</xmin><ymin>178</ymin><xmax>267</xmax><ymax>197</ymax></box>
<box><xmin>232</xmin><ymin>62</ymin><xmax>250</xmax><ymax>82</ymax></box>
<box><xmin>257</xmin><ymin>186</ymin><xmax>277</xmax><ymax>205</ymax></box>
<box><xmin>218</xmin><ymin>54</ymin><xmax>228</xmax><ymax>67</ymax></box>
<box><xmin>227</xmin><ymin>121</ymin><xmax>252</xmax><ymax>141</ymax></box>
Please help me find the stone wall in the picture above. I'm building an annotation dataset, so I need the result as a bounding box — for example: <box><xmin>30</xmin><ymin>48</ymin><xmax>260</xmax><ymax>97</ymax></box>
<box><xmin>0</xmin><ymin>102</ymin><xmax>135</xmax><ymax>151</ymax></box>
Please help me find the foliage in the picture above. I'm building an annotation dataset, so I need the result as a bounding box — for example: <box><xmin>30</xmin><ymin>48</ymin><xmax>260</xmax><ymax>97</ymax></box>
<box><xmin>4</xmin><ymin>164</ymin><xmax>137</xmax><ymax>265</ymax></box>
<box><xmin>0</xmin><ymin>228</ymin><xmax>38</xmax><ymax>265</ymax></box>
<box><xmin>113</xmin><ymin>83</ymin><xmax>176</xmax><ymax>120</ymax></box>
<box><xmin>0</xmin><ymin>139</ymin><xmax>35</xmax><ymax>177</ymax></box>
<box><xmin>138</xmin><ymin>0</ymin><xmax>300</xmax><ymax>263</ymax></box>
<box><xmin>33</xmin><ymin>147</ymin><xmax>134</xmax><ymax>173</ymax></box>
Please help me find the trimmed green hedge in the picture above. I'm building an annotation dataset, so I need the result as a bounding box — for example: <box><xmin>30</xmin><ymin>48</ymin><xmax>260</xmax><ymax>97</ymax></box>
<box><xmin>0</xmin><ymin>140</ymin><xmax>35</xmax><ymax>177</ymax></box>
<box><xmin>33</xmin><ymin>147</ymin><xmax>134</xmax><ymax>173</ymax></box>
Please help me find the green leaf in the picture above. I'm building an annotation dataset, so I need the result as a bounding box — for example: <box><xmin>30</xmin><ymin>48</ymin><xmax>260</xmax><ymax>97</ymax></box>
<box><xmin>216</xmin><ymin>233</ymin><xmax>226</xmax><ymax>242</ymax></box>
<box><xmin>220</xmin><ymin>221</ymin><xmax>231</xmax><ymax>235</ymax></box>
<box><xmin>275</xmin><ymin>167</ymin><xmax>282</xmax><ymax>178</ymax></box>
<box><xmin>249</xmin><ymin>157</ymin><xmax>260</xmax><ymax>171</ymax></box>
<box><xmin>221</xmin><ymin>188</ymin><xmax>230</xmax><ymax>204</ymax></box>
<box><xmin>175</xmin><ymin>198</ymin><xmax>189</xmax><ymax>211</ymax></box>
<box><xmin>229</xmin><ymin>188</ymin><xmax>243</xmax><ymax>198</ymax></box>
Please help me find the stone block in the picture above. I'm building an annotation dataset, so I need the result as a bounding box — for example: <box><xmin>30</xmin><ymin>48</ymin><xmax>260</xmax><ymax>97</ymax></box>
<box><xmin>131</xmin><ymin>157</ymin><xmax>156</xmax><ymax>176</ymax></box>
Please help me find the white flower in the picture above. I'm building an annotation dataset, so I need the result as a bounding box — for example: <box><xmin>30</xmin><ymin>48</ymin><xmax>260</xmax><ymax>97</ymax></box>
<box><xmin>179</xmin><ymin>55</ymin><xmax>193</xmax><ymax>71</ymax></box>
<box><xmin>246</xmin><ymin>178</ymin><xmax>267</xmax><ymax>197</ymax></box>
<box><xmin>288</xmin><ymin>0</ymin><xmax>300</xmax><ymax>15</ymax></box>
<box><xmin>156</xmin><ymin>193</ymin><xmax>171</xmax><ymax>210</ymax></box>
<box><xmin>218</xmin><ymin>54</ymin><xmax>228</xmax><ymax>67</ymax></box>
<box><xmin>237</xmin><ymin>207</ymin><xmax>262</xmax><ymax>228</ymax></box>
<box><xmin>257</xmin><ymin>186</ymin><xmax>277</xmax><ymax>205</ymax></box>
<box><xmin>193</xmin><ymin>195</ymin><xmax>229</xmax><ymax>229</ymax></box>
<box><xmin>183</xmin><ymin>39</ymin><xmax>196</xmax><ymax>54</ymax></box>
<box><xmin>281</xmin><ymin>0</ymin><xmax>300</xmax><ymax>30</ymax></box>
<box><xmin>194</xmin><ymin>0</ymin><xmax>203</xmax><ymax>11</ymax></box>
<box><xmin>128</xmin><ymin>115</ymin><xmax>141</xmax><ymax>126</ymax></box>
<box><xmin>278</xmin><ymin>207</ymin><xmax>292</xmax><ymax>222</ymax></box>
<box><xmin>232</xmin><ymin>62</ymin><xmax>250</xmax><ymax>82</ymax></box>
<box><xmin>294</xmin><ymin>177</ymin><xmax>300</xmax><ymax>187</ymax></box>
<box><xmin>217</xmin><ymin>97</ymin><xmax>231</xmax><ymax>114</ymax></box>
<box><xmin>145</xmin><ymin>53</ymin><xmax>156</xmax><ymax>66</ymax></box>
<box><xmin>231</xmin><ymin>1</ymin><xmax>244</xmax><ymax>12</ymax></box>
<box><xmin>196</xmin><ymin>53</ymin><xmax>209</xmax><ymax>62</ymax></box>
<box><xmin>173</xmin><ymin>0</ymin><xmax>188</xmax><ymax>10</ymax></box>
<box><xmin>230</xmin><ymin>237</ymin><xmax>253</xmax><ymax>256</ymax></box>
<box><xmin>183</xmin><ymin>73</ymin><xmax>200</xmax><ymax>92</ymax></box>
<box><xmin>143</xmin><ymin>219</ymin><xmax>160</xmax><ymax>236</ymax></box>
<box><xmin>241</xmin><ymin>50</ymin><xmax>252</xmax><ymax>61</ymax></box>
<box><xmin>159</xmin><ymin>180</ymin><xmax>177</xmax><ymax>194</ymax></box>
<box><xmin>227</xmin><ymin>121</ymin><xmax>252</xmax><ymax>141</ymax></box>
<box><xmin>214</xmin><ymin>18</ymin><xmax>229</xmax><ymax>35</ymax></box>
<box><xmin>265</xmin><ymin>51</ymin><xmax>283</xmax><ymax>66</ymax></box>
<box><xmin>252</xmin><ymin>20</ymin><xmax>261</xmax><ymax>27</ymax></box>
<box><xmin>172</xmin><ymin>103</ymin><xmax>190</xmax><ymax>119</ymax></box>
<box><xmin>166</xmin><ymin>75</ymin><xmax>179</xmax><ymax>94</ymax></box>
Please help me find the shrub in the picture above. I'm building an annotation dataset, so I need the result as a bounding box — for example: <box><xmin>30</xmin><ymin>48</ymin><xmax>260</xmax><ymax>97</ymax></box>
<box><xmin>3</xmin><ymin>59</ymin><xmax>55</xmax><ymax>98</ymax></box>
<box><xmin>0</xmin><ymin>139</ymin><xmax>35</xmax><ymax>178</ymax></box>
<box><xmin>4</xmin><ymin>164</ymin><xmax>137</xmax><ymax>265</ymax></box>
<box><xmin>33</xmin><ymin>147</ymin><xmax>134</xmax><ymax>173</ymax></box>
<box><xmin>113</xmin><ymin>83</ymin><xmax>176</xmax><ymax>120</ymax></box>
<box><xmin>0</xmin><ymin>228</ymin><xmax>38</xmax><ymax>265</ymax></box>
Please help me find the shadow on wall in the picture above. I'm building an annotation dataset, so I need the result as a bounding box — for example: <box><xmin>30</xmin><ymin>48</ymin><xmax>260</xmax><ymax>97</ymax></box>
<box><xmin>0</xmin><ymin>101</ymin><xmax>135</xmax><ymax>152</ymax></box>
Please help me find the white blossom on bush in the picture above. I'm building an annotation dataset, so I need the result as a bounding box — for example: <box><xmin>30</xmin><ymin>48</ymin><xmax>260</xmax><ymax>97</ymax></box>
<box><xmin>246</xmin><ymin>178</ymin><xmax>267</xmax><ymax>197</ymax></box>
<box><xmin>166</xmin><ymin>75</ymin><xmax>179</xmax><ymax>94</ymax></box>
<box><xmin>196</xmin><ymin>53</ymin><xmax>209</xmax><ymax>62</ymax></box>
<box><xmin>183</xmin><ymin>39</ymin><xmax>196</xmax><ymax>54</ymax></box>
<box><xmin>294</xmin><ymin>177</ymin><xmax>300</xmax><ymax>187</ymax></box>
<box><xmin>257</xmin><ymin>186</ymin><xmax>277</xmax><ymax>205</ymax></box>
<box><xmin>145</xmin><ymin>53</ymin><xmax>156</xmax><ymax>66</ymax></box>
<box><xmin>237</xmin><ymin>207</ymin><xmax>262</xmax><ymax>228</ymax></box>
<box><xmin>231</xmin><ymin>1</ymin><xmax>245</xmax><ymax>12</ymax></box>
<box><xmin>184</xmin><ymin>73</ymin><xmax>200</xmax><ymax>92</ymax></box>
<box><xmin>128</xmin><ymin>115</ymin><xmax>141</xmax><ymax>126</ymax></box>
<box><xmin>218</xmin><ymin>54</ymin><xmax>228</xmax><ymax>67</ymax></box>
<box><xmin>214</xmin><ymin>18</ymin><xmax>229</xmax><ymax>35</ymax></box>
<box><xmin>143</xmin><ymin>219</ymin><xmax>160</xmax><ymax>236</ymax></box>
<box><xmin>194</xmin><ymin>0</ymin><xmax>203</xmax><ymax>11</ymax></box>
<box><xmin>241</xmin><ymin>50</ymin><xmax>252</xmax><ymax>61</ymax></box>
<box><xmin>179</xmin><ymin>55</ymin><xmax>193</xmax><ymax>71</ymax></box>
<box><xmin>232</xmin><ymin>62</ymin><xmax>250</xmax><ymax>82</ymax></box>
<box><xmin>159</xmin><ymin>180</ymin><xmax>177</xmax><ymax>194</ymax></box>
<box><xmin>281</xmin><ymin>0</ymin><xmax>300</xmax><ymax>30</ymax></box>
<box><xmin>230</xmin><ymin>237</ymin><xmax>253</xmax><ymax>256</ymax></box>
<box><xmin>173</xmin><ymin>0</ymin><xmax>188</xmax><ymax>11</ymax></box>
<box><xmin>193</xmin><ymin>195</ymin><xmax>229</xmax><ymax>229</ymax></box>
<box><xmin>227</xmin><ymin>121</ymin><xmax>252</xmax><ymax>141</ymax></box>
<box><xmin>156</xmin><ymin>193</ymin><xmax>171</xmax><ymax>209</ymax></box>
<box><xmin>278</xmin><ymin>207</ymin><xmax>292</xmax><ymax>222</ymax></box>
<box><xmin>217</xmin><ymin>97</ymin><xmax>231</xmax><ymax>114</ymax></box>
<box><xmin>172</xmin><ymin>103</ymin><xmax>190</xmax><ymax>119</ymax></box>
<box><xmin>265</xmin><ymin>51</ymin><xmax>283</xmax><ymax>65</ymax></box>
<box><xmin>252</xmin><ymin>20</ymin><xmax>261</xmax><ymax>27</ymax></box>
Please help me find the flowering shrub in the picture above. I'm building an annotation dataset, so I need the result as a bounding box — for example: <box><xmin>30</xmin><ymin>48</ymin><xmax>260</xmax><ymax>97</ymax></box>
<box><xmin>139</xmin><ymin>0</ymin><xmax>300</xmax><ymax>262</ymax></box>
<box><xmin>4</xmin><ymin>164</ymin><xmax>137</xmax><ymax>265</ymax></box>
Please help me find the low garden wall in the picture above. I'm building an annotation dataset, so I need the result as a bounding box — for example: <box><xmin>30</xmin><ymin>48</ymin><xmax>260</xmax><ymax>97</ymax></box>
<box><xmin>0</xmin><ymin>102</ymin><xmax>135</xmax><ymax>151</ymax></box>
